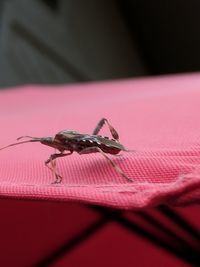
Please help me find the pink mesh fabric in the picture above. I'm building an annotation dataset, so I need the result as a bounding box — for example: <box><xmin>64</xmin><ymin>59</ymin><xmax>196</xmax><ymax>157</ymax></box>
<box><xmin>0</xmin><ymin>74</ymin><xmax>200</xmax><ymax>209</ymax></box>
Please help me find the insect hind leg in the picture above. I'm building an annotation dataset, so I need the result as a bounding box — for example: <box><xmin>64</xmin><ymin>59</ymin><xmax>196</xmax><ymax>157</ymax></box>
<box><xmin>79</xmin><ymin>147</ymin><xmax>133</xmax><ymax>183</ymax></box>
<box><xmin>92</xmin><ymin>118</ymin><xmax>119</xmax><ymax>140</ymax></box>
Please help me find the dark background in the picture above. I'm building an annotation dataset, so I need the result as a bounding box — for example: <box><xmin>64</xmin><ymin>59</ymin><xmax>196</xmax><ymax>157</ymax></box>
<box><xmin>0</xmin><ymin>0</ymin><xmax>200</xmax><ymax>88</ymax></box>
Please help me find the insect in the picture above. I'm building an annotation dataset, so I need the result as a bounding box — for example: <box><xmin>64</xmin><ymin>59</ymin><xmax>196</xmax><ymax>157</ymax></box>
<box><xmin>0</xmin><ymin>118</ymin><xmax>132</xmax><ymax>184</ymax></box>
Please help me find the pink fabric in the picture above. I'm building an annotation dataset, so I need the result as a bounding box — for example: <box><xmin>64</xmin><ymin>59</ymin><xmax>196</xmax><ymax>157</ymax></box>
<box><xmin>0</xmin><ymin>73</ymin><xmax>200</xmax><ymax>209</ymax></box>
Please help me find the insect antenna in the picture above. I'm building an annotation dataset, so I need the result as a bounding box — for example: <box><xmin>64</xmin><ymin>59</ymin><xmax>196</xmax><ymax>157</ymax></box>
<box><xmin>0</xmin><ymin>136</ymin><xmax>41</xmax><ymax>151</ymax></box>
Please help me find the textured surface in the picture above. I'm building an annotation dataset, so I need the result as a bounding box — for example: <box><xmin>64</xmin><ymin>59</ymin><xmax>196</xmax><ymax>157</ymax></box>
<box><xmin>0</xmin><ymin>74</ymin><xmax>200</xmax><ymax>209</ymax></box>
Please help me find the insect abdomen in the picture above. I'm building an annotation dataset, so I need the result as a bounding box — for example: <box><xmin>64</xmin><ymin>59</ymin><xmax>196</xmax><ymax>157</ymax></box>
<box><xmin>99</xmin><ymin>145</ymin><xmax>121</xmax><ymax>154</ymax></box>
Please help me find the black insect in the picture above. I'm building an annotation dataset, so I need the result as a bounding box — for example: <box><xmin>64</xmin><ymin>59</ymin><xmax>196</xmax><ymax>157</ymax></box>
<box><xmin>0</xmin><ymin>118</ymin><xmax>132</xmax><ymax>183</ymax></box>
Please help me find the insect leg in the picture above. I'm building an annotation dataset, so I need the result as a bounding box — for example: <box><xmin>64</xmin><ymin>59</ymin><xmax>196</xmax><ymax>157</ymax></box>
<box><xmin>79</xmin><ymin>147</ymin><xmax>133</xmax><ymax>183</ymax></box>
<box><xmin>45</xmin><ymin>152</ymin><xmax>73</xmax><ymax>184</ymax></box>
<box><xmin>46</xmin><ymin>157</ymin><xmax>62</xmax><ymax>184</ymax></box>
<box><xmin>92</xmin><ymin>118</ymin><xmax>119</xmax><ymax>140</ymax></box>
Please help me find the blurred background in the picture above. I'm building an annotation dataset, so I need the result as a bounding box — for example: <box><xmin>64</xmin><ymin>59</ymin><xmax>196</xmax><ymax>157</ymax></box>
<box><xmin>0</xmin><ymin>2</ymin><xmax>200</xmax><ymax>267</ymax></box>
<box><xmin>1</xmin><ymin>0</ymin><xmax>200</xmax><ymax>88</ymax></box>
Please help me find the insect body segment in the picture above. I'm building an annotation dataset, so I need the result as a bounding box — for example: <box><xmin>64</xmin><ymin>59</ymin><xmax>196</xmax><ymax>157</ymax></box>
<box><xmin>54</xmin><ymin>130</ymin><xmax>125</xmax><ymax>155</ymax></box>
<box><xmin>0</xmin><ymin>118</ymin><xmax>132</xmax><ymax>184</ymax></box>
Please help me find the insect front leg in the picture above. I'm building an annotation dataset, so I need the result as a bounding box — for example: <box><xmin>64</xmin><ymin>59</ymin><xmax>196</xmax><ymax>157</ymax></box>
<box><xmin>92</xmin><ymin>118</ymin><xmax>119</xmax><ymax>141</ymax></box>
<box><xmin>45</xmin><ymin>151</ymin><xmax>73</xmax><ymax>184</ymax></box>
<box><xmin>79</xmin><ymin>147</ymin><xmax>133</xmax><ymax>183</ymax></box>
